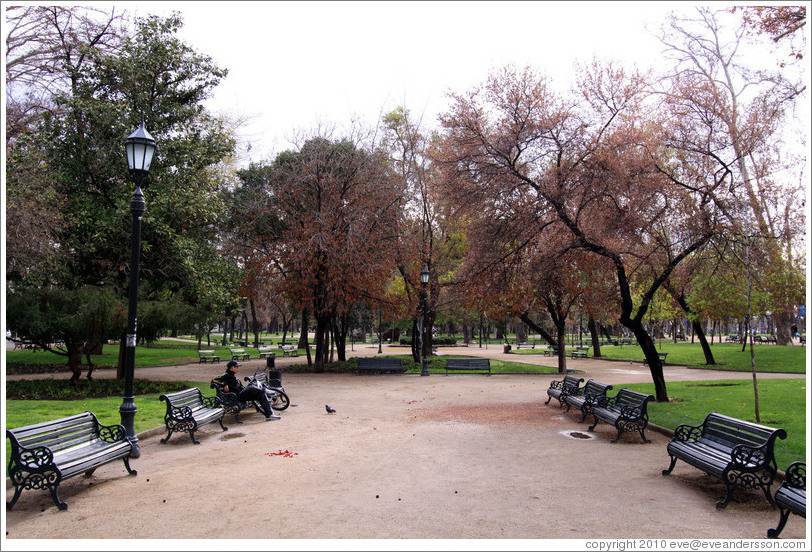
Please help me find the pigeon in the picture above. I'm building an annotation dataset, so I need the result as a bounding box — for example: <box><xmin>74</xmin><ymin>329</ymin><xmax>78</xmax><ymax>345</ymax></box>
<box><xmin>325</xmin><ymin>404</ymin><xmax>336</xmax><ymax>414</ymax></box>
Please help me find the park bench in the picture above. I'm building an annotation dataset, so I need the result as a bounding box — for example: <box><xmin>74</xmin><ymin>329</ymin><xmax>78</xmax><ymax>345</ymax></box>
<box><xmin>562</xmin><ymin>379</ymin><xmax>613</xmax><ymax>423</ymax></box>
<box><xmin>279</xmin><ymin>344</ymin><xmax>299</xmax><ymax>357</ymax></box>
<box><xmin>545</xmin><ymin>374</ymin><xmax>584</xmax><ymax>408</ymax></box>
<box><xmin>444</xmin><ymin>358</ymin><xmax>491</xmax><ymax>374</ymax></box>
<box><xmin>570</xmin><ymin>346</ymin><xmax>589</xmax><ymax>359</ymax></box>
<box><xmin>543</xmin><ymin>345</ymin><xmax>559</xmax><ymax>357</ymax></box>
<box><xmin>209</xmin><ymin>380</ymin><xmax>262</xmax><ymax>423</ymax></box>
<box><xmin>587</xmin><ymin>388</ymin><xmax>655</xmax><ymax>443</ymax></box>
<box><xmin>229</xmin><ymin>347</ymin><xmax>251</xmax><ymax>361</ymax></box>
<box><xmin>258</xmin><ymin>346</ymin><xmax>275</xmax><ymax>358</ymax></box>
<box><xmin>6</xmin><ymin>411</ymin><xmax>137</xmax><ymax>511</ymax></box>
<box><xmin>197</xmin><ymin>349</ymin><xmax>221</xmax><ymax>363</ymax></box>
<box><xmin>643</xmin><ymin>351</ymin><xmax>668</xmax><ymax>366</ymax></box>
<box><xmin>662</xmin><ymin>411</ymin><xmax>787</xmax><ymax>509</ymax></box>
<box><xmin>767</xmin><ymin>461</ymin><xmax>806</xmax><ymax>538</ymax></box>
<box><xmin>158</xmin><ymin>387</ymin><xmax>227</xmax><ymax>444</ymax></box>
<box><xmin>357</xmin><ymin>357</ymin><xmax>406</xmax><ymax>374</ymax></box>
<box><xmin>514</xmin><ymin>341</ymin><xmax>536</xmax><ymax>350</ymax></box>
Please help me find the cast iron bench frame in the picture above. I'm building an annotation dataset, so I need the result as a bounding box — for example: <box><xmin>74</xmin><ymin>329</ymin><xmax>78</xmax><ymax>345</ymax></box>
<box><xmin>767</xmin><ymin>461</ymin><xmax>806</xmax><ymax>538</ymax></box>
<box><xmin>229</xmin><ymin>347</ymin><xmax>251</xmax><ymax>361</ymax></box>
<box><xmin>562</xmin><ymin>379</ymin><xmax>613</xmax><ymax>423</ymax></box>
<box><xmin>662</xmin><ymin>411</ymin><xmax>787</xmax><ymax>509</ymax></box>
<box><xmin>357</xmin><ymin>357</ymin><xmax>406</xmax><ymax>374</ymax></box>
<box><xmin>6</xmin><ymin>411</ymin><xmax>137</xmax><ymax>511</ymax></box>
<box><xmin>444</xmin><ymin>358</ymin><xmax>491</xmax><ymax>374</ymax></box>
<box><xmin>197</xmin><ymin>349</ymin><xmax>221</xmax><ymax>363</ymax></box>
<box><xmin>545</xmin><ymin>374</ymin><xmax>584</xmax><ymax>408</ymax></box>
<box><xmin>158</xmin><ymin>387</ymin><xmax>227</xmax><ymax>444</ymax></box>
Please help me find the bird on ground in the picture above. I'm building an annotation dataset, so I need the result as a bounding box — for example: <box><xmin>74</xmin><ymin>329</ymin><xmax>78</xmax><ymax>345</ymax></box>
<box><xmin>325</xmin><ymin>404</ymin><xmax>336</xmax><ymax>414</ymax></box>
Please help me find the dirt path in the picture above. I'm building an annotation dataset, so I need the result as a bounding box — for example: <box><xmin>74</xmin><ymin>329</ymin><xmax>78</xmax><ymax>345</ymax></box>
<box><xmin>3</xmin><ymin>343</ymin><xmax>807</xmax><ymax>545</ymax></box>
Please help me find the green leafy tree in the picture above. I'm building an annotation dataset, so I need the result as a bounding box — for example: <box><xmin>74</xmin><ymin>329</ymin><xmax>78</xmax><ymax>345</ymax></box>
<box><xmin>6</xmin><ymin>11</ymin><xmax>238</xmax><ymax>380</ymax></box>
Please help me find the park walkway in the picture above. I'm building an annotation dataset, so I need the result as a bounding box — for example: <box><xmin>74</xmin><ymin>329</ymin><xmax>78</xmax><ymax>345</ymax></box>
<box><xmin>4</xmin><ymin>342</ymin><xmax>807</xmax><ymax>542</ymax></box>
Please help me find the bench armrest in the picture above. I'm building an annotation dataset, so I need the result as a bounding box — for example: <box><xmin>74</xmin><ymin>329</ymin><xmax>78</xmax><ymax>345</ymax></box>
<box><xmin>12</xmin><ymin>444</ymin><xmax>55</xmax><ymax>469</ymax></box>
<box><xmin>730</xmin><ymin>443</ymin><xmax>770</xmax><ymax>468</ymax></box>
<box><xmin>168</xmin><ymin>405</ymin><xmax>194</xmax><ymax>420</ymax></box>
<box><xmin>202</xmin><ymin>395</ymin><xmax>222</xmax><ymax>409</ymax></box>
<box><xmin>619</xmin><ymin>404</ymin><xmax>645</xmax><ymax>419</ymax></box>
<box><xmin>672</xmin><ymin>423</ymin><xmax>704</xmax><ymax>442</ymax></box>
<box><xmin>548</xmin><ymin>380</ymin><xmax>563</xmax><ymax>390</ymax></box>
<box><xmin>97</xmin><ymin>421</ymin><xmax>127</xmax><ymax>443</ymax></box>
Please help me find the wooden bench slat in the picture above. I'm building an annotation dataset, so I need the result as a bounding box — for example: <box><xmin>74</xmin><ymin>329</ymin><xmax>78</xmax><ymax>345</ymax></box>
<box><xmin>444</xmin><ymin>358</ymin><xmax>490</xmax><ymax>374</ymax></box>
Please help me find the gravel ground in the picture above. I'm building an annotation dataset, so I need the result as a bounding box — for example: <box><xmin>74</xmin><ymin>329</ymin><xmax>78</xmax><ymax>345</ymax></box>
<box><xmin>3</xmin><ymin>343</ymin><xmax>807</xmax><ymax>549</ymax></box>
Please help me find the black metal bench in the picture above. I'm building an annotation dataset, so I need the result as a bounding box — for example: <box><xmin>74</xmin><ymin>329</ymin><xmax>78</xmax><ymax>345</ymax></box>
<box><xmin>643</xmin><ymin>351</ymin><xmax>668</xmax><ymax>365</ymax></box>
<box><xmin>258</xmin><ymin>347</ymin><xmax>275</xmax><ymax>358</ymax></box>
<box><xmin>514</xmin><ymin>341</ymin><xmax>536</xmax><ymax>349</ymax></box>
<box><xmin>662</xmin><ymin>411</ymin><xmax>787</xmax><ymax>509</ymax></box>
<box><xmin>543</xmin><ymin>346</ymin><xmax>559</xmax><ymax>357</ymax></box>
<box><xmin>562</xmin><ymin>379</ymin><xmax>613</xmax><ymax>423</ymax></box>
<box><xmin>545</xmin><ymin>374</ymin><xmax>584</xmax><ymax>408</ymax></box>
<box><xmin>210</xmin><ymin>380</ymin><xmax>262</xmax><ymax>423</ymax></box>
<box><xmin>570</xmin><ymin>346</ymin><xmax>589</xmax><ymax>359</ymax></box>
<box><xmin>197</xmin><ymin>349</ymin><xmax>221</xmax><ymax>363</ymax></box>
<box><xmin>158</xmin><ymin>387</ymin><xmax>227</xmax><ymax>444</ymax></box>
<box><xmin>357</xmin><ymin>357</ymin><xmax>406</xmax><ymax>374</ymax></box>
<box><xmin>444</xmin><ymin>358</ymin><xmax>491</xmax><ymax>374</ymax></box>
<box><xmin>588</xmin><ymin>387</ymin><xmax>655</xmax><ymax>443</ymax></box>
<box><xmin>6</xmin><ymin>411</ymin><xmax>137</xmax><ymax>511</ymax></box>
<box><xmin>229</xmin><ymin>347</ymin><xmax>251</xmax><ymax>361</ymax></box>
<box><xmin>768</xmin><ymin>461</ymin><xmax>806</xmax><ymax>538</ymax></box>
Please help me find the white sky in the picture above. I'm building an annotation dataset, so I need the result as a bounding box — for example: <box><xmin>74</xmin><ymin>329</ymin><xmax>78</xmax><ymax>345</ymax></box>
<box><xmin>114</xmin><ymin>0</ymin><xmax>688</xmax><ymax>165</ymax></box>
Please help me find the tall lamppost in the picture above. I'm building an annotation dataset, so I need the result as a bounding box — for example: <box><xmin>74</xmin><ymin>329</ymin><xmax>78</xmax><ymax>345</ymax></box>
<box><xmin>120</xmin><ymin>120</ymin><xmax>156</xmax><ymax>458</ymax></box>
<box><xmin>377</xmin><ymin>308</ymin><xmax>383</xmax><ymax>354</ymax></box>
<box><xmin>419</xmin><ymin>267</ymin><xmax>430</xmax><ymax>376</ymax></box>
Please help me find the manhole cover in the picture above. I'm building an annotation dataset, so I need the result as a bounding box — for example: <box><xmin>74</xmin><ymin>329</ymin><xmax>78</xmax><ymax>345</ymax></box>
<box><xmin>559</xmin><ymin>430</ymin><xmax>594</xmax><ymax>440</ymax></box>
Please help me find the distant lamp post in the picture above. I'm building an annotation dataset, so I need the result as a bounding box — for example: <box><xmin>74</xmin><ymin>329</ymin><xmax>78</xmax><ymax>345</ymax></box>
<box><xmin>120</xmin><ymin>120</ymin><xmax>156</xmax><ymax>458</ymax></box>
<box><xmin>377</xmin><ymin>308</ymin><xmax>383</xmax><ymax>354</ymax></box>
<box><xmin>419</xmin><ymin>267</ymin><xmax>430</xmax><ymax>376</ymax></box>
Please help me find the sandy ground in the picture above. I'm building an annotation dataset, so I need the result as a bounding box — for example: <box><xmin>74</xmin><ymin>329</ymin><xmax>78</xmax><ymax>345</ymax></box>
<box><xmin>3</xmin><ymin>343</ymin><xmax>808</xmax><ymax>548</ymax></box>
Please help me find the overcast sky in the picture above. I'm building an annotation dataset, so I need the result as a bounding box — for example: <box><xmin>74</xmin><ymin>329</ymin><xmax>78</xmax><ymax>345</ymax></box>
<box><xmin>109</xmin><ymin>0</ymin><xmax>698</xmax><ymax>165</ymax></box>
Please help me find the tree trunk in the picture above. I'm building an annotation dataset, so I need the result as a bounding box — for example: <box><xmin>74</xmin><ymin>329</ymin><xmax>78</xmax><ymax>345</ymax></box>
<box><xmin>518</xmin><ymin>312</ymin><xmax>557</xmax><ymax>347</ymax></box>
<box><xmin>301</xmin><ymin>309</ymin><xmax>312</xmax><ymax>367</ymax></box>
<box><xmin>587</xmin><ymin>315</ymin><xmax>602</xmax><ymax>357</ymax></box>
<box><xmin>670</xmin><ymin>288</ymin><xmax>716</xmax><ymax>365</ymax></box>
<box><xmin>249</xmin><ymin>298</ymin><xmax>260</xmax><ymax>347</ymax></box>
<box><xmin>66</xmin><ymin>339</ymin><xmax>84</xmax><ymax>385</ymax></box>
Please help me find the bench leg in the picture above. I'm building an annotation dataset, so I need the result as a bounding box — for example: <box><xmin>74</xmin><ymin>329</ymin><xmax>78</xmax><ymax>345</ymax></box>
<box><xmin>544</xmin><ymin>394</ymin><xmax>553</xmax><ymax>405</ymax></box>
<box><xmin>662</xmin><ymin>456</ymin><xmax>678</xmax><ymax>476</ymax></box>
<box><xmin>6</xmin><ymin>486</ymin><xmax>24</xmax><ymax>511</ymax></box>
<box><xmin>187</xmin><ymin>429</ymin><xmax>201</xmax><ymax>444</ymax></box>
<box><xmin>767</xmin><ymin>507</ymin><xmax>791</xmax><ymax>538</ymax></box>
<box><xmin>716</xmin><ymin>485</ymin><xmax>736</xmax><ymax>509</ymax></box>
<box><xmin>218</xmin><ymin>418</ymin><xmax>228</xmax><ymax>432</ymax></box>
<box><xmin>122</xmin><ymin>456</ymin><xmax>137</xmax><ymax>476</ymax></box>
<box><xmin>49</xmin><ymin>485</ymin><xmax>69</xmax><ymax>510</ymax></box>
<box><xmin>160</xmin><ymin>428</ymin><xmax>175</xmax><ymax>444</ymax></box>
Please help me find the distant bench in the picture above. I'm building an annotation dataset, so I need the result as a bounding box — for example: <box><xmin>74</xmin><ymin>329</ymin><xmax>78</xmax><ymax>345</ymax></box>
<box><xmin>357</xmin><ymin>357</ymin><xmax>406</xmax><ymax>374</ymax></box>
<box><xmin>642</xmin><ymin>351</ymin><xmax>668</xmax><ymax>365</ymax></box>
<box><xmin>662</xmin><ymin>411</ymin><xmax>787</xmax><ymax>508</ymax></box>
<box><xmin>197</xmin><ymin>349</ymin><xmax>221</xmax><ymax>363</ymax></box>
<box><xmin>6</xmin><ymin>411</ymin><xmax>137</xmax><ymax>510</ymax></box>
<box><xmin>229</xmin><ymin>347</ymin><xmax>251</xmax><ymax>361</ymax></box>
<box><xmin>279</xmin><ymin>344</ymin><xmax>299</xmax><ymax>357</ymax></box>
<box><xmin>258</xmin><ymin>347</ymin><xmax>275</xmax><ymax>358</ymax></box>
<box><xmin>562</xmin><ymin>379</ymin><xmax>613</xmax><ymax>423</ymax></box>
<box><xmin>444</xmin><ymin>358</ymin><xmax>490</xmax><ymax>374</ymax></box>
<box><xmin>570</xmin><ymin>346</ymin><xmax>589</xmax><ymax>359</ymax></box>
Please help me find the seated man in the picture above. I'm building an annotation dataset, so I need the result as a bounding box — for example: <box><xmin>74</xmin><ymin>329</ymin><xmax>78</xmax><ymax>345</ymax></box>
<box><xmin>214</xmin><ymin>360</ymin><xmax>280</xmax><ymax>420</ymax></box>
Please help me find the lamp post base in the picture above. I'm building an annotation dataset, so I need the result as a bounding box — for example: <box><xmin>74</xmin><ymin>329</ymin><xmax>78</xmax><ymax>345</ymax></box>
<box><xmin>421</xmin><ymin>358</ymin><xmax>430</xmax><ymax>376</ymax></box>
<box><xmin>119</xmin><ymin>399</ymin><xmax>141</xmax><ymax>458</ymax></box>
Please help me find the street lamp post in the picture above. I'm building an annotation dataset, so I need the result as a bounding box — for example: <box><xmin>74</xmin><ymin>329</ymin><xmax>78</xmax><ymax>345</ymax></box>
<box><xmin>419</xmin><ymin>267</ymin><xmax>430</xmax><ymax>376</ymax></box>
<box><xmin>120</xmin><ymin>120</ymin><xmax>156</xmax><ymax>458</ymax></box>
<box><xmin>377</xmin><ymin>308</ymin><xmax>383</xmax><ymax>354</ymax></box>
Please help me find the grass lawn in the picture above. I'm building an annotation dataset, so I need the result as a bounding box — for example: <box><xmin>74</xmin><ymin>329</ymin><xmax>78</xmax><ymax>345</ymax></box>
<box><xmin>513</xmin><ymin>341</ymin><xmax>807</xmax><ymax>373</ymax></box>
